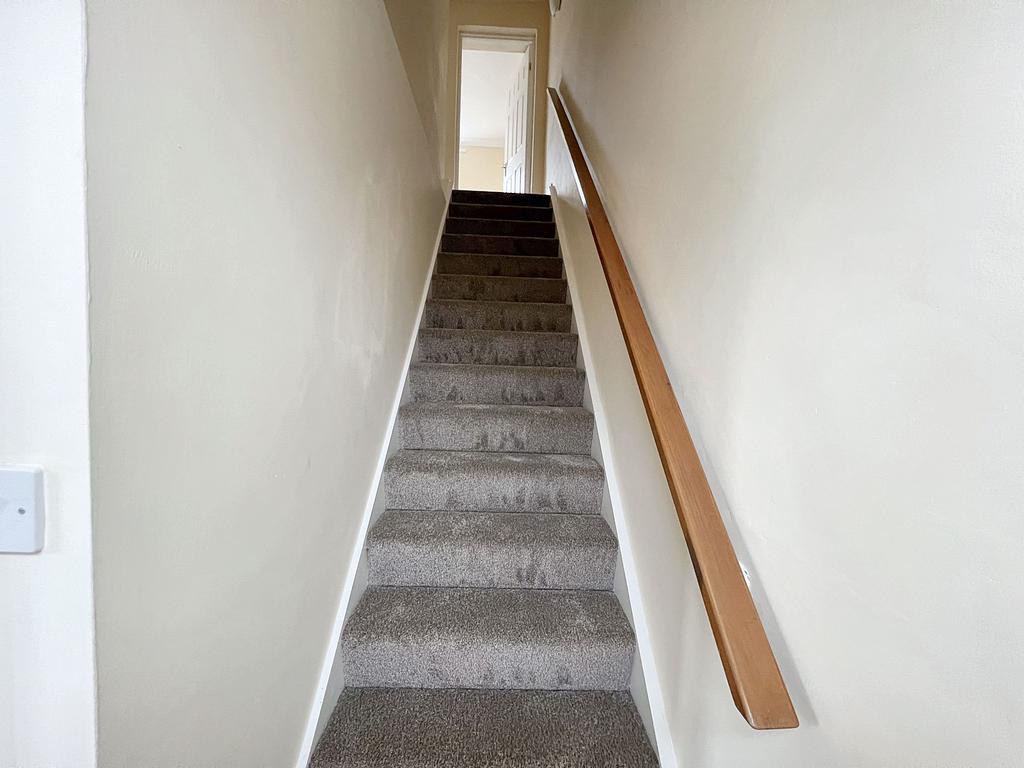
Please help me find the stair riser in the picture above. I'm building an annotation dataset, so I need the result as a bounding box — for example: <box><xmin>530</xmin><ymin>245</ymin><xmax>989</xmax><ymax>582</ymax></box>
<box><xmin>399</xmin><ymin>408</ymin><xmax>593</xmax><ymax>453</ymax></box>
<box><xmin>449</xmin><ymin>202</ymin><xmax>553</xmax><ymax>222</ymax></box>
<box><xmin>407</xmin><ymin>365</ymin><xmax>586</xmax><ymax>407</ymax></box>
<box><xmin>451</xmin><ymin>190</ymin><xmax>551</xmax><ymax>207</ymax></box>
<box><xmin>424</xmin><ymin>300</ymin><xmax>571</xmax><ymax>333</ymax></box>
<box><xmin>343</xmin><ymin>639</ymin><xmax>632</xmax><ymax>691</ymax></box>
<box><xmin>446</xmin><ymin>218</ymin><xmax>557</xmax><ymax>238</ymax></box>
<box><xmin>441</xmin><ymin>234</ymin><xmax>560</xmax><ymax>258</ymax></box>
<box><xmin>431</xmin><ymin>275</ymin><xmax>566</xmax><ymax>303</ymax></box>
<box><xmin>368</xmin><ymin>537</ymin><xmax>616</xmax><ymax>591</ymax></box>
<box><xmin>437</xmin><ymin>253</ymin><xmax>563</xmax><ymax>279</ymax></box>
<box><xmin>385</xmin><ymin>457</ymin><xmax>603</xmax><ymax>515</ymax></box>
<box><xmin>418</xmin><ymin>330</ymin><xmax>578</xmax><ymax>367</ymax></box>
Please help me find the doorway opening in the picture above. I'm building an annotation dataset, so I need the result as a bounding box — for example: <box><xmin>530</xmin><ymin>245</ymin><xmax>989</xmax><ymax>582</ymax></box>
<box><xmin>455</xmin><ymin>30</ymin><xmax>536</xmax><ymax>193</ymax></box>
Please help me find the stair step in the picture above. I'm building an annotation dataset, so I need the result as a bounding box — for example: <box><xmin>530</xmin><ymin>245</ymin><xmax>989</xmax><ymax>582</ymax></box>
<box><xmin>407</xmin><ymin>363</ymin><xmax>586</xmax><ymax>407</ymax></box>
<box><xmin>451</xmin><ymin>190</ymin><xmax>551</xmax><ymax>208</ymax></box>
<box><xmin>385</xmin><ymin>450</ymin><xmax>604</xmax><ymax>515</ymax></box>
<box><xmin>437</xmin><ymin>252</ymin><xmax>563</xmax><ymax>278</ymax></box>
<box><xmin>445</xmin><ymin>217</ymin><xmax>557</xmax><ymax>238</ymax></box>
<box><xmin>399</xmin><ymin>403</ymin><xmax>593</xmax><ymax>453</ymax></box>
<box><xmin>449</xmin><ymin>202</ymin><xmax>553</xmax><ymax>222</ymax></box>
<box><xmin>417</xmin><ymin>328</ymin><xmax>577</xmax><ymax>367</ymax></box>
<box><xmin>424</xmin><ymin>299</ymin><xmax>571</xmax><ymax>333</ymax></box>
<box><xmin>367</xmin><ymin>510</ymin><xmax>617</xmax><ymax>589</ymax></box>
<box><xmin>342</xmin><ymin>587</ymin><xmax>634</xmax><ymax>690</ymax></box>
<box><xmin>431</xmin><ymin>274</ymin><xmax>566</xmax><ymax>303</ymax></box>
<box><xmin>311</xmin><ymin>687</ymin><xmax>658</xmax><ymax>768</ymax></box>
<box><xmin>441</xmin><ymin>233</ymin><xmax>559</xmax><ymax>258</ymax></box>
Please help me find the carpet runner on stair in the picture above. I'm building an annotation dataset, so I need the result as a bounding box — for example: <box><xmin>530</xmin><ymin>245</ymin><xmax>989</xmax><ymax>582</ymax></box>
<box><xmin>311</xmin><ymin>189</ymin><xmax>659</xmax><ymax>768</ymax></box>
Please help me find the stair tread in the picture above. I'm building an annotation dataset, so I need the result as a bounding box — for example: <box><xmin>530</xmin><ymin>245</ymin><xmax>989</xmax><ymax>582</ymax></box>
<box><xmin>445</xmin><ymin>218</ymin><xmax>558</xmax><ymax>238</ymax></box>
<box><xmin>343</xmin><ymin>586</ymin><xmax>633</xmax><ymax>690</ymax></box>
<box><xmin>434</xmin><ymin>273</ymin><xmax>566</xmax><ymax>285</ymax></box>
<box><xmin>370</xmin><ymin>509</ymin><xmax>616</xmax><ymax>551</ymax></box>
<box><xmin>430</xmin><ymin>274</ymin><xmax>567</xmax><ymax>303</ymax></box>
<box><xmin>385</xmin><ymin>449</ymin><xmax>604</xmax><ymax>515</ymax></box>
<box><xmin>445</xmin><ymin>232</ymin><xmax>558</xmax><ymax>242</ymax></box>
<box><xmin>400</xmin><ymin>401</ymin><xmax>590</xmax><ymax>416</ymax></box>
<box><xmin>311</xmin><ymin>688</ymin><xmax>658</xmax><ymax>768</ymax></box>
<box><xmin>367</xmin><ymin>510</ymin><xmax>617</xmax><ymax>590</ymax></box>
<box><xmin>344</xmin><ymin>585</ymin><xmax>632</xmax><ymax>653</ymax></box>
<box><xmin>437</xmin><ymin>253</ymin><xmax>563</xmax><ymax>278</ymax></box>
<box><xmin>399</xmin><ymin>402</ymin><xmax>593</xmax><ymax>454</ymax></box>
<box><xmin>386</xmin><ymin>448</ymin><xmax>601</xmax><ymax>477</ymax></box>
<box><xmin>425</xmin><ymin>298</ymin><xmax>572</xmax><ymax>313</ymax></box>
<box><xmin>451</xmin><ymin>190</ymin><xmax>551</xmax><ymax>208</ymax></box>
<box><xmin>442</xmin><ymin>233</ymin><xmax>559</xmax><ymax>257</ymax></box>
<box><xmin>407</xmin><ymin>362</ymin><xmax>586</xmax><ymax>407</ymax></box>
<box><xmin>417</xmin><ymin>328</ymin><xmax>578</xmax><ymax>368</ymax></box>
<box><xmin>448</xmin><ymin>202</ymin><xmax>554</xmax><ymax>222</ymax></box>
<box><xmin>419</xmin><ymin>327</ymin><xmax>576</xmax><ymax>339</ymax></box>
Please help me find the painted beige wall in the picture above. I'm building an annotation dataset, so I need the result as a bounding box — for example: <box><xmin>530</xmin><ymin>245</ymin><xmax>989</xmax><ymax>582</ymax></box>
<box><xmin>459</xmin><ymin>145</ymin><xmax>504</xmax><ymax>191</ymax></box>
<box><xmin>0</xmin><ymin>3</ymin><xmax>96</xmax><ymax>766</ymax></box>
<box><xmin>85</xmin><ymin>2</ymin><xmax>445</xmax><ymax>767</ymax></box>
<box><xmin>384</xmin><ymin>0</ymin><xmax>449</xmax><ymax>181</ymax></box>
<box><xmin>447</xmin><ymin>0</ymin><xmax>549</xmax><ymax>193</ymax></box>
<box><xmin>547</xmin><ymin>1</ymin><xmax>1024</xmax><ymax>766</ymax></box>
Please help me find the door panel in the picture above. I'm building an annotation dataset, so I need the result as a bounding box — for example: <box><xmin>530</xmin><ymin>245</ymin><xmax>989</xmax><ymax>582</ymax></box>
<box><xmin>503</xmin><ymin>49</ymin><xmax>531</xmax><ymax>193</ymax></box>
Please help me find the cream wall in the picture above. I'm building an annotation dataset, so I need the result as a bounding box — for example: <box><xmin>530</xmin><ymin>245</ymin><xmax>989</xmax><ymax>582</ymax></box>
<box><xmin>85</xmin><ymin>2</ymin><xmax>445</xmax><ymax>767</ymax></box>
<box><xmin>384</xmin><ymin>0</ymin><xmax>450</xmax><ymax>181</ymax></box>
<box><xmin>447</xmin><ymin>0</ymin><xmax>549</xmax><ymax>193</ymax></box>
<box><xmin>459</xmin><ymin>145</ymin><xmax>505</xmax><ymax>191</ymax></box>
<box><xmin>0</xmin><ymin>3</ymin><xmax>97</xmax><ymax>767</ymax></box>
<box><xmin>547</xmin><ymin>1</ymin><xmax>1024</xmax><ymax>767</ymax></box>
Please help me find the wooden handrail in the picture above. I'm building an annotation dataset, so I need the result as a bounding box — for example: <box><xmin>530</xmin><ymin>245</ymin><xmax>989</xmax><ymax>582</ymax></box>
<box><xmin>547</xmin><ymin>87</ymin><xmax>798</xmax><ymax>730</ymax></box>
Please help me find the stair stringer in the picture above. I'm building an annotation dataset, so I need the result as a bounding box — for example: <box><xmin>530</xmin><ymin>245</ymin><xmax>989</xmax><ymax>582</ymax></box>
<box><xmin>294</xmin><ymin>183</ymin><xmax>452</xmax><ymax>768</ymax></box>
<box><xmin>551</xmin><ymin>186</ymin><xmax>681</xmax><ymax>768</ymax></box>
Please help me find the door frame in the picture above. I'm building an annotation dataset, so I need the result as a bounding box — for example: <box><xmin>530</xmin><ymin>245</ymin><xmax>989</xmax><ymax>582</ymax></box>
<box><xmin>454</xmin><ymin>26</ymin><xmax>537</xmax><ymax>193</ymax></box>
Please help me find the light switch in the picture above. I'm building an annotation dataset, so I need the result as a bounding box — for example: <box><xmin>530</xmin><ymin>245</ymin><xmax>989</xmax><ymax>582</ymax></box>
<box><xmin>0</xmin><ymin>466</ymin><xmax>44</xmax><ymax>553</ymax></box>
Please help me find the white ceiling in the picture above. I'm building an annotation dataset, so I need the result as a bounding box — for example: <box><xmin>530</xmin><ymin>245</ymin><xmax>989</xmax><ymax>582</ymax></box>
<box><xmin>459</xmin><ymin>49</ymin><xmax>525</xmax><ymax>148</ymax></box>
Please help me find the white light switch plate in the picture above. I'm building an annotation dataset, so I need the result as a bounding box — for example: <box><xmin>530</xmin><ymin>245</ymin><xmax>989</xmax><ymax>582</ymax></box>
<box><xmin>0</xmin><ymin>466</ymin><xmax>44</xmax><ymax>553</ymax></box>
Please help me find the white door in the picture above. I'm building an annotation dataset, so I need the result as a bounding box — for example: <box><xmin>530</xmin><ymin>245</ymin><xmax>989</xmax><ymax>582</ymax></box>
<box><xmin>503</xmin><ymin>49</ymin><xmax>531</xmax><ymax>193</ymax></box>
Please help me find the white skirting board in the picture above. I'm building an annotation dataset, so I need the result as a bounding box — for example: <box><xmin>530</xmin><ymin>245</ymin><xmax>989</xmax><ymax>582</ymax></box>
<box><xmin>550</xmin><ymin>184</ymin><xmax>681</xmax><ymax>768</ymax></box>
<box><xmin>293</xmin><ymin>182</ymin><xmax>452</xmax><ymax>768</ymax></box>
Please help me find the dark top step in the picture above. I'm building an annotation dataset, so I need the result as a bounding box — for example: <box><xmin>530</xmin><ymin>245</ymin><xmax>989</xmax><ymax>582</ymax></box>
<box><xmin>441</xmin><ymin>233</ymin><xmax>559</xmax><ymax>258</ymax></box>
<box><xmin>449</xmin><ymin>202</ymin><xmax>553</xmax><ymax>222</ymax></box>
<box><xmin>445</xmin><ymin>217</ymin><xmax>557</xmax><ymax>238</ymax></box>
<box><xmin>452</xmin><ymin>189</ymin><xmax>551</xmax><ymax>208</ymax></box>
<box><xmin>437</xmin><ymin>252</ymin><xmax>563</xmax><ymax>279</ymax></box>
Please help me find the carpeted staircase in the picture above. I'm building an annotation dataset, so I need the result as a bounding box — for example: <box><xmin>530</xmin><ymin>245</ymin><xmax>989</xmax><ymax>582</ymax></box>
<box><xmin>311</xmin><ymin>190</ymin><xmax>660</xmax><ymax>767</ymax></box>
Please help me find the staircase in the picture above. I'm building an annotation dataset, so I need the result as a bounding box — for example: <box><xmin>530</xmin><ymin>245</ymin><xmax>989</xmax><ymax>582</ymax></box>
<box><xmin>311</xmin><ymin>190</ymin><xmax>659</xmax><ymax>767</ymax></box>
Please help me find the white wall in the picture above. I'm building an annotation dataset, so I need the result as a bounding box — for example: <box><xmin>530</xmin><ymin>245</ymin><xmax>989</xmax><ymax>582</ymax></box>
<box><xmin>0</xmin><ymin>3</ymin><xmax>97</xmax><ymax>768</ymax></box>
<box><xmin>547</xmin><ymin>2</ymin><xmax>1024</xmax><ymax>766</ymax></box>
<box><xmin>459</xmin><ymin>145</ymin><xmax>505</xmax><ymax>191</ymax></box>
<box><xmin>384</xmin><ymin>0</ymin><xmax>450</xmax><ymax>182</ymax></box>
<box><xmin>85</xmin><ymin>2</ymin><xmax>445</xmax><ymax>767</ymax></box>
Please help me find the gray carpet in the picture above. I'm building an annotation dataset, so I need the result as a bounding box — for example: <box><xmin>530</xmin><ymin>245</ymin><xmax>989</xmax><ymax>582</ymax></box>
<box><xmin>398</xmin><ymin>403</ymin><xmax>593</xmax><ymax>454</ymax></box>
<box><xmin>424</xmin><ymin>298</ymin><xmax>571</xmax><ymax>331</ymax></box>
<box><xmin>408</xmin><ymin>363</ymin><xmax>586</xmax><ymax>406</ymax></box>
<box><xmin>312</xmin><ymin>189</ymin><xmax>658</xmax><ymax>766</ymax></box>
<box><xmin>311</xmin><ymin>688</ymin><xmax>659</xmax><ymax>768</ymax></box>
<box><xmin>437</xmin><ymin>252</ymin><xmax>565</xmax><ymax>278</ymax></box>
<box><xmin>431</xmin><ymin>274</ymin><xmax>568</xmax><ymax>303</ymax></box>
<box><xmin>367</xmin><ymin>510</ymin><xmax>617</xmax><ymax>589</ymax></box>
<box><xmin>343</xmin><ymin>586</ymin><xmax>634</xmax><ymax>690</ymax></box>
